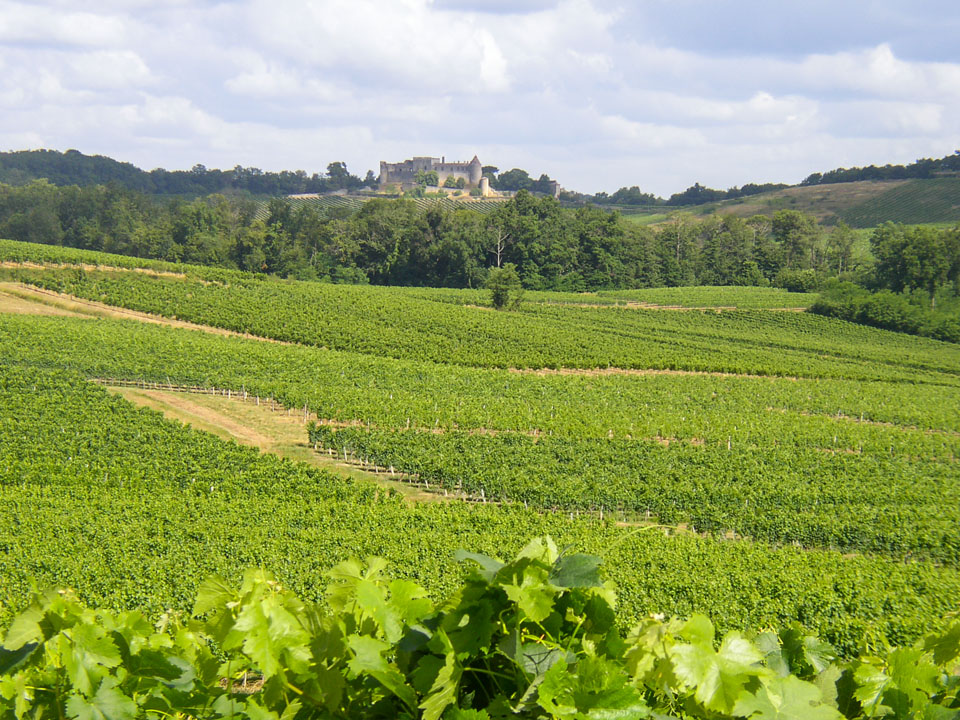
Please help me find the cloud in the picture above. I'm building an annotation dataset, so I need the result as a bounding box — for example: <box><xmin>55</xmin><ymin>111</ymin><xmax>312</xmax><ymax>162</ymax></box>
<box><xmin>797</xmin><ymin>44</ymin><xmax>960</xmax><ymax>100</ymax></box>
<box><xmin>0</xmin><ymin>2</ymin><xmax>128</xmax><ymax>47</ymax></box>
<box><xmin>432</xmin><ymin>0</ymin><xmax>561</xmax><ymax>13</ymax></box>
<box><xmin>0</xmin><ymin>0</ymin><xmax>957</xmax><ymax>197</ymax></box>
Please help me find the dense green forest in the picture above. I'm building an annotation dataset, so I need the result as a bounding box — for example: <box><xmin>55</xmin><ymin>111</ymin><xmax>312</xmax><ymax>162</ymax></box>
<box><xmin>0</xmin><ymin>149</ymin><xmax>374</xmax><ymax>196</ymax></box>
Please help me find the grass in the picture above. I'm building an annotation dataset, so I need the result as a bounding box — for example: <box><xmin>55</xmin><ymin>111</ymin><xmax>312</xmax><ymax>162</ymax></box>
<box><xmin>110</xmin><ymin>386</ymin><xmax>442</xmax><ymax>502</ymax></box>
<box><xmin>620</xmin><ymin>212</ymin><xmax>672</xmax><ymax>225</ymax></box>
<box><xmin>839</xmin><ymin>178</ymin><xmax>960</xmax><ymax>227</ymax></box>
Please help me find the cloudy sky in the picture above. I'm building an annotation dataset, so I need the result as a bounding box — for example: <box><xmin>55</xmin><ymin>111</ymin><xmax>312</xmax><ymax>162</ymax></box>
<box><xmin>1</xmin><ymin>0</ymin><xmax>958</xmax><ymax>196</ymax></box>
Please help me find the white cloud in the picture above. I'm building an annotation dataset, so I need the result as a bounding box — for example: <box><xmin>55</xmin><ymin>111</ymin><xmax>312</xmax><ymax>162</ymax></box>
<box><xmin>64</xmin><ymin>51</ymin><xmax>153</xmax><ymax>90</ymax></box>
<box><xmin>0</xmin><ymin>3</ymin><xmax>128</xmax><ymax>46</ymax></box>
<box><xmin>0</xmin><ymin>1</ymin><xmax>957</xmax><ymax>196</ymax></box>
<box><xmin>798</xmin><ymin>44</ymin><xmax>960</xmax><ymax>100</ymax></box>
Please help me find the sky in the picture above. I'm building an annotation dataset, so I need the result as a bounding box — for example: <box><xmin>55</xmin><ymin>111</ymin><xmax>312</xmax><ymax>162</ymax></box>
<box><xmin>1</xmin><ymin>0</ymin><xmax>958</xmax><ymax>196</ymax></box>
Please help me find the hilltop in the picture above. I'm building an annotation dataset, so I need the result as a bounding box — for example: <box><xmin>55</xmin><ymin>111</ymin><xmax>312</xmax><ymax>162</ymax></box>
<box><xmin>629</xmin><ymin>176</ymin><xmax>960</xmax><ymax>228</ymax></box>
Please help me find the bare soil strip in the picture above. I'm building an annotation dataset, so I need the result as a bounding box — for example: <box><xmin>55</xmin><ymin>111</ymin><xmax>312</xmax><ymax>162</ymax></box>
<box><xmin>0</xmin><ymin>283</ymin><xmax>91</xmax><ymax>317</ymax></box>
<box><xmin>510</xmin><ymin>366</ymin><xmax>799</xmax><ymax>381</ymax></box>
<box><xmin>0</xmin><ymin>260</ymin><xmax>189</xmax><ymax>279</ymax></box>
<box><xmin>108</xmin><ymin>385</ymin><xmax>444</xmax><ymax>503</ymax></box>
<box><xmin>0</xmin><ymin>282</ymin><xmax>295</xmax><ymax>345</ymax></box>
<box><xmin>540</xmin><ymin>301</ymin><xmax>808</xmax><ymax>311</ymax></box>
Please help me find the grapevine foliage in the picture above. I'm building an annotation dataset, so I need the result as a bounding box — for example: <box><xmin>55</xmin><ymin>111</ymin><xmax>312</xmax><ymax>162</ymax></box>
<box><xmin>2</xmin><ymin>538</ymin><xmax>959</xmax><ymax>719</ymax></box>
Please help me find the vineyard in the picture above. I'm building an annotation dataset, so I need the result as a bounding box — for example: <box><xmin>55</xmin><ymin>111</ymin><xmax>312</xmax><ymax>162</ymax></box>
<box><xmin>406</xmin><ymin>284</ymin><xmax>817</xmax><ymax>309</ymax></box>
<box><xmin>1</xmin><ymin>237</ymin><xmax>959</xmax><ymax>711</ymax></box>
<box><xmin>839</xmin><ymin>177</ymin><xmax>960</xmax><ymax>228</ymax></box>
<box><xmin>16</xmin><ymin>268</ymin><xmax>960</xmax><ymax>381</ymax></box>
<box><xmin>2</xmin><ymin>364</ymin><xmax>960</xmax><ymax>658</ymax></box>
<box><xmin>0</xmin><ymin>237</ymin><xmax>247</xmax><ymax>283</ymax></box>
<box><xmin>306</xmin><ymin>424</ymin><xmax>959</xmax><ymax>562</ymax></box>
<box><xmin>3</xmin><ymin>539</ymin><xmax>959</xmax><ymax>720</ymax></box>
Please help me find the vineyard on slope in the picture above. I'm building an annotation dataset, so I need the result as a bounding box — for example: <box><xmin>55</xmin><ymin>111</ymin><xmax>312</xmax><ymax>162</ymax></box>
<box><xmin>17</xmin><ymin>269</ymin><xmax>960</xmax><ymax>382</ymax></box>
<box><xmin>307</xmin><ymin>424</ymin><xmax>960</xmax><ymax>563</ymax></box>
<box><xmin>1</xmin><ymin>312</ymin><xmax>958</xmax><ymax>562</ymax></box>
<box><xmin>2</xmin><ymin>364</ymin><xmax>959</xmax><ymax>657</ymax></box>
<box><xmin>839</xmin><ymin>177</ymin><xmax>960</xmax><ymax>227</ymax></box>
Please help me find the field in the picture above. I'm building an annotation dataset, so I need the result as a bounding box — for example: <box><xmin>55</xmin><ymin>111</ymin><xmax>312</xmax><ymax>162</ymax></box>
<box><xmin>612</xmin><ymin>177</ymin><xmax>960</xmax><ymax>228</ymax></box>
<box><xmin>838</xmin><ymin>177</ymin><xmax>960</xmax><ymax>227</ymax></box>
<box><xmin>1</xmin><ymin>238</ymin><xmax>959</xmax><ymax>663</ymax></box>
<box><xmin>15</xmin><ymin>269</ymin><xmax>956</xmax><ymax>382</ymax></box>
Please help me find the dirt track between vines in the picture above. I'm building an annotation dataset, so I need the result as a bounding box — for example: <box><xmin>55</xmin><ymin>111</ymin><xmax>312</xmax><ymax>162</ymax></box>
<box><xmin>0</xmin><ymin>282</ymin><xmax>295</xmax><ymax>345</ymax></box>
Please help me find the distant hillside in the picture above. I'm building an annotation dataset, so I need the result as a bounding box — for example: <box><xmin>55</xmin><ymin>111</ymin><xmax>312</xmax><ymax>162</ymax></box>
<box><xmin>838</xmin><ymin>177</ymin><xmax>960</xmax><ymax>227</ymax></box>
<box><xmin>0</xmin><ymin>149</ymin><xmax>152</xmax><ymax>191</ymax></box>
<box><xmin>0</xmin><ymin>149</ymin><xmax>369</xmax><ymax>196</ymax></box>
<box><xmin>618</xmin><ymin>178</ymin><xmax>960</xmax><ymax>228</ymax></box>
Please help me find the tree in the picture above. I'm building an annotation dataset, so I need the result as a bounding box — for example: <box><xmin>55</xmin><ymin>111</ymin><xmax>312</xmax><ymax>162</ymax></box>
<box><xmin>481</xmin><ymin>165</ymin><xmax>499</xmax><ymax>188</ymax></box>
<box><xmin>486</xmin><ymin>262</ymin><xmax>524</xmax><ymax>309</ymax></box>
<box><xmin>496</xmin><ymin>168</ymin><xmax>533</xmax><ymax>192</ymax></box>
<box><xmin>772</xmin><ymin>210</ymin><xmax>818</xmax><ymax>269</ymax></box>
<box><xmin>327</xmin><ymin>162</ymin><xmax>349</xmax><ymax>182</ymax></box>
<box><xmin>871</xmin><ymin>223</ymin><xmax>955</xmax><ymax>307</ymax></box>
<box><xmin>415</xmin><ymin>170</ymin><xmax>439</xmax><ymax>187</ymax></box>
<box><xmin>826</xmin><ymin>222</ymin><xmax>855</xmax><ymax>274</ymax></box>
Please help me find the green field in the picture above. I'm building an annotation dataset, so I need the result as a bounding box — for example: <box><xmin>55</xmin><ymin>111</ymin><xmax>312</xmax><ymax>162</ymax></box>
<box><xmin>839</xmin><ymin>177</ymin><xmax>960</xmax><ymax>227</ymax></box>
<box><xmin>3</xmin><ymin>336</ymin><xmax>959</xmax><ymax>657</ymax></box>
<box><xmin>410</xmin><ymin>285</ymin><xmax>817</xmax><ymax>309</ymax></box>
<box><xmin>610</xmin><ymin>177</ymin><xmax>960</xmax><ymax>229</ymax></box>
<box><xmin>1</xmin><ymin>239</ymin><xmax>959</xmax><ymax>662</ymax></box>
<box><xmin>18</xmin><ymin>269</ymin><xmax>958</xmax><ymax>381</ymax></box>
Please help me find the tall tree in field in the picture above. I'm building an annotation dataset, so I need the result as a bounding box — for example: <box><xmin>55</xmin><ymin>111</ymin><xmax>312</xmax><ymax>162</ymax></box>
<box><xmin>871</xmin><ymin>223</ymin><xmax>953</xmax><ymax>307</ymax></box>
<box><xmin>486</xmin><ymin>262</ymin><xmax>524</xmax><ymax>309</ymax></box>
<box><xmin>772</xmin><ymin>210</ymin><xmax>818</xmax><ymax>269</ymax></box>
<box><xmin>826</xmin><ymin>221</ymin><xmax>856</xmax><ymax>274</ymax></box>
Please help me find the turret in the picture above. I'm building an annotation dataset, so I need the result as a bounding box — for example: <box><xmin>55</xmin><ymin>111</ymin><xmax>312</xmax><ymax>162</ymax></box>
<box><xmin>468</xmin><ymin>155</ymin><xmax>482</xmax><ymax>186</ymax></box>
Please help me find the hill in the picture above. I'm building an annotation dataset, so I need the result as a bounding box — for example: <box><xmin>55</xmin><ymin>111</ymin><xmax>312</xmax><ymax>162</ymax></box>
<box><xmin>0</xmin><ymin>148</ymin><xmax>370</xmax><ymax>196</ymax></box>
<box><xmin>619</xmin><ymin>177</ymin><xmax>960</xmax><ymax>228</ymax></box>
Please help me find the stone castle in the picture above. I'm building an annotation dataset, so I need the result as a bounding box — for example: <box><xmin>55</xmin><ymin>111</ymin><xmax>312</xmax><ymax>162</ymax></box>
<box><xmin>379</xmin><ymin>155</ymin><xmax>483</xmax><ymax>189</ymax></box>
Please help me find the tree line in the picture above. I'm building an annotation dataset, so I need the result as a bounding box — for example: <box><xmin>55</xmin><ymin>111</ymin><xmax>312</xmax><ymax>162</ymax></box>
<box><xmin>569</xmin><ymin>150</ymin><xmax>960</xmax><ymax>209</ymax></box>
<box><xmin>0</xmin><ymin>149</ymin><xmax>374</xmax><ymax>196</ymax></box>
<box><xmin>801</xmin><ymin>150</ymin><xmax>960</xmax><ymax>186</ymax></box>
<box><xmin>4</xmin><ymin>177</ymin><xmax>950</xmax><ymax>292</ymax></box>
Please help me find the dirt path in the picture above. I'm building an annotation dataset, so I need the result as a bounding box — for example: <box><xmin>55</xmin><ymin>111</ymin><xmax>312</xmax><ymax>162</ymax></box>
<box><xmin>0</xmin><ymin>283</ymin><xmax>91</xmax><ymax>317</ymax></box>
<box><xmin>0</xmin><ymin>260</ymin><xmax>189</xmax><ymax>279</ymax></box>
<box><xmin>509</xmin><ymin>366</ymin><xmax>799</xmax><ymax>381</ymax></box>
<box><xmin>110</xmin><ymin>386</ymin><xmax>443</xmax><ymax>502</ymax></box>
<box><xmin>539</xmin><ymin>300</ymin><xmax>808</xmax><ymax>311</ymax></box>
<box><xmin>0</xmin><ymin>282</ymin><xmax>295</xmax><ymax>345</ymax></box>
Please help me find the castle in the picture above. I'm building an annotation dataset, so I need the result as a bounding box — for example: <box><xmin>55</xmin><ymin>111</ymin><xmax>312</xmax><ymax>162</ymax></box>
<box><xmin>379</xmin><ymin>155</ymin><xmax>483</xmax><ymax>189</ymax></box>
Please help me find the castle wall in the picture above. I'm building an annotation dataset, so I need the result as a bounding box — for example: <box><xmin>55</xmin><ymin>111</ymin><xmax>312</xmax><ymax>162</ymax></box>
<box><xmin>379</xmin><ymin>156</ymin><xmax>482</xmax><ymax>188</ymax></box>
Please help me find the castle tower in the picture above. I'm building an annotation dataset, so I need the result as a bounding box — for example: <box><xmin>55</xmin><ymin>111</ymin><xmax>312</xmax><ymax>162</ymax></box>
<box><xmin>468</xmin><ymin>155</ymin><xmax>482</xmax><ymax>186</ymax></box>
